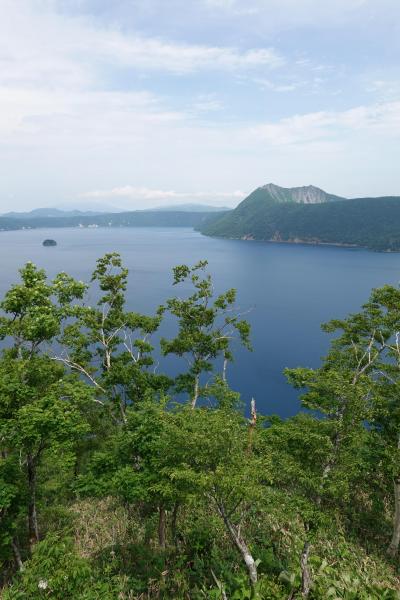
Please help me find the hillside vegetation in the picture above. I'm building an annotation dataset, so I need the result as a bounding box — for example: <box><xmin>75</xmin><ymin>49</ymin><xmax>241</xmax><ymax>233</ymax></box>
<box><xmin>1</xmin><ymin>255</ymin><xmax>400</xmax><ymax>598</ymax></box>
<box><xmin>200</xmin><ymin>185</ymin><xmax>400</xmax><ymax>251</ymax></box>
<box><xmin>0</xmin><ymin>210</ymin><xmax>223</xmax><ymax>232</ymax></box>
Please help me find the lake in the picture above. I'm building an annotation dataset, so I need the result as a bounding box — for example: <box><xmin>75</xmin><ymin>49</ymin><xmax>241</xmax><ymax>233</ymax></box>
<box><xmin>1</xmin><ymin>227</ymin><xmax>400</xmax><ymax>417</ymax></box>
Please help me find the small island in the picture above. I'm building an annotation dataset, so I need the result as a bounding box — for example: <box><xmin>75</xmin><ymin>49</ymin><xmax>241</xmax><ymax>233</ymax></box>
<box><xmin>42</xmin><ymin>239</ymin><xmax>57</xmax><ymax>247</ymax></box>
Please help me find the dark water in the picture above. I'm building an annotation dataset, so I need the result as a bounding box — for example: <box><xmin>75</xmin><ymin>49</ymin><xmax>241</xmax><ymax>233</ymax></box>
<box><xmin>1</xmin><ymin>227</ymin><xmax>400</xmax><ymax>417</ymax></box>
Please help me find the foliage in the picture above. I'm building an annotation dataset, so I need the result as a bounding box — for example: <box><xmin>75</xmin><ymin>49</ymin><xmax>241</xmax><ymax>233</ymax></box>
<box><xmin>59</xmin><ymin>252</ymin><xmax>170</xmax><ymax>422</ymax></box>
<box><xmin>1</xmin><ymin>254</ymin><xmax>400</xmax><ymax>598</ymax></box>
<box><xmin>2</xmin><ymin>535</ymin><xmax>131</xmax><ymax>600</ymax></box>
<box><xmin>201</xmin><ymin>187</ymin><xmax>400</xmax><ymax>251</ymax></box>
<box><xmin>161</xmin><ymin>260</ymin><xmax>250</xmax><ymax>406</ymax></box>
<box><xmin>0</xmin><ymin>209</ymin><xmax>223</xmax><ymax>232</ymax></box>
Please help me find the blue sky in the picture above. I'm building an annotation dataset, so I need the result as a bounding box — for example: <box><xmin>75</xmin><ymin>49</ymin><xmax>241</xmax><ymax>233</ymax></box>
<box><xmin>1</xmin><ymin>0</ymin><xmax>399</xmax><ymax>211</ymax></box>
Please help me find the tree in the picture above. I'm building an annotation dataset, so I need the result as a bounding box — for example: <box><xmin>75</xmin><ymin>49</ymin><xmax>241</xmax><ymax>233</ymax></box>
<box><xmin>57</xmin><ymin>253</ymin><xmax>170</xmax><ymax>423</ymax></box>
<box><xmin>317</xmin><ymin>285</ymin><xmax>400</xmax><ymax>557</ymax></box>
<box><xmin>0</xmin><ymin>358</ymin><xmax>90</xmax><ymax>546</ymax></box>
<box><xmin>3</xmin><ymin>256</ymin><xmax>400</xmax><ymax>597</ymax></box>
<box><xmin>288</xmin><ymin>284</ymin><xmax>400</xmax><ymax>558</ymax></box>
<box><xmin>0</xmin><ymin>262</ymin><xmax>91</xmax><ymax>554</ymax></box>
<box><xmin>0</xmin><ymin>450</ymin><xmax>23</xmax><ymax>578</ymax></box>
<box><xmin>161</xmin><ymin>261</ymin><xmax>251</xmax><ymax>408</ymax></box>
<box><xmin>124</xmin><ymin>394</ymin><xmax>268</xmax><ymax>593</ymax></box>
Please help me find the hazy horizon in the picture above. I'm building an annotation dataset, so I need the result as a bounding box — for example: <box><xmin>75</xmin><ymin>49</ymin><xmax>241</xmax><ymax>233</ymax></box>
<box><xmin>1</xmin><ymin>0</ymin><xmax>399</xmax><ymax>212</ymax></box>
<box><xmin>0</xmin><ymin>200</ymin><xmax>233</xmax><ymax>215</ymax></box>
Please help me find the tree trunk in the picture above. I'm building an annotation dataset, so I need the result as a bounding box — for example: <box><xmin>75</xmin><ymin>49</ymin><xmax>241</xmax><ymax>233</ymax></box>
<box><xmin>171</xmin><ymin>502</ymin><xmax>179</xmax><ymax>547</ymax></box>
<box><xmin>247</xmin><ymin>398</ymin><xmax>257</xmax><ymax>454</ymax></box>
<box><xmin>27</xmin><ymin>455</ymin><xmax>39</xmax><ymax>548</ymax></box>
<box><xmin>12</xmin><ymin>539</ymin><xmax>24</xmax><ymax>572</ymax></box>
<box><xmin>387</xmin><ymin>476</ymin><xmax>400</xmax><ymax>558</ymax></box>
<box><xmin>316</xmin><ymin>428</ymin><xmax>342</xmax><ymax>506</ymax></box>
<box><xmin>222</xmin><ymin>357</ymin><xmax>228</xmax><ymax>383</ymax></box>
<box><xmin>217</xmin><ymin>501</ymin><xmax>258</xmax><ymax>594</ymax></box>
<box><xmin>300</xmin><ymin>541</ymin><xmax>311</xmax><ymax>597</ymax></box>
<box><xmin>158</xmin><ymin>505</ymin><xmax>166</xmax><ymax>549</ymax></box>
<box><xmin>211</xmin><ymin>569</ymin><xmax>228</xmax><ymax>600</ymax></box>
<box><xmin>387</xmin><ymin>433</ymin><xmax>400</xmax><ymax>558</ymax></box>
<box><xmin>191</xmin><ymin>375</ymin><xmax>199</xmax><ymax>409</ymax></box>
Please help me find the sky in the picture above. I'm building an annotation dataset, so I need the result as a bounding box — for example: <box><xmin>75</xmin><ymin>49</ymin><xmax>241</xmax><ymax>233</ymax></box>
<box><xmin>0</xmin><ymin>0</ymin><xmax>399</xmax><ymax>212</ymax></box>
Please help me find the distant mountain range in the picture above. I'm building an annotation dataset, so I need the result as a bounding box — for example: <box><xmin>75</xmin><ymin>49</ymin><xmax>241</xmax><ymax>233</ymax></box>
<box><xmin>2</xmin><ymin>208</ymin><xmax>104</xmax><ymax>219</ymax></box>
<box><xmin>199</xmin><ymin>184</ymin><xmax>400</xmax><ymax>251</ymax></box>
<box><xmin>0</xmin><ymin>208</ymin><xmax>224</xmax><ymax>232</ymax></box>
<box><xmin>1</xmin><ymin>204</ymin><xmax>230</xmax><ymax>219</ymax></box>
<box><xmin>3</xmin><ymin>185</ymin><xmax>400</xmax><ymax>251</ymax></box>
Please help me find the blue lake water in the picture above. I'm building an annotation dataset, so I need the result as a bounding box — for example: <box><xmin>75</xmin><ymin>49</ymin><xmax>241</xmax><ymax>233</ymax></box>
<box><xmin>1</xmin><ymin>227</ymin><xmax>400</xmax><ymax>417</ymax></box>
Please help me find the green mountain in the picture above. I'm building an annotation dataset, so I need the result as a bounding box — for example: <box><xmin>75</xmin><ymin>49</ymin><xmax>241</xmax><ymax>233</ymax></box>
<box><xmin>199</xmin><ymin>184</ymin><xmax>400</xmax><ymax>251</ymax></box>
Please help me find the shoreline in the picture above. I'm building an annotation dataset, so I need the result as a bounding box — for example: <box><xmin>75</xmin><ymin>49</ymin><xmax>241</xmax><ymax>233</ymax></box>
<box><xmin>201</xmin><ymin>232</ymin><xmax>398</xmax><ymax>253</ymax></box>
<box><xmin>1</xmin><ymin>225</ymin><xmax>398</xmax><ymax>253</ymax></box>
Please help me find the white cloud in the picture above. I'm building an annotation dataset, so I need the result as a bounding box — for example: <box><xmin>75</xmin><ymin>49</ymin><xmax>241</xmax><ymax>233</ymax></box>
<box><xmin>95</xmin><ymin>37</ymin><xmax>283</xmax><ymax>73</ymax></box>
<box><xmin>366</xmin><ymin>79</ymin><xmax>400</xmax><ymax>101</ymax></box>
<box><xmin>0</xmin><ymin>0</ymin><xmax>399</xmax><ymax>211</ymax></box>
<box><xmin>253</xmin><ymin>78</ymin><xmax>301</xmax><ymax>93</ymax></box>
<box><xmin>0</xmin><ymin>88</ymin><xmax>182</xmax><ymax>144</ymax></box>
<box><xmin>192</xmin><ymin>94</ymin><xmax>224</xmax><ymax>112</ymax></box>
<box><xmin>0</xmin><ymin>0</ymin><xmax>283</xmax><ymax>88</ymax></box>
<box><xmin>1</xmin><ymin>82</ymin><xmax>399</xmax><ymax>210</ymax></box>
<box><xmin>80</xmin><ymin>186</ymin><xmax>246</xmax><ymax>206</ymax></box>
<box><xmin>204</xmin><ymin>0</ymin><xmax>377</xmax><ymax>24</ymax></box>
<box><xmin>249</xmin><ymin>102</ymin><xmax>400</xmax><ymax>145</ymax></box>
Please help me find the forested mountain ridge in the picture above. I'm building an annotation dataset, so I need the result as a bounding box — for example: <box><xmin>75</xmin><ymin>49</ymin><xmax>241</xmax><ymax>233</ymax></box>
<box><xmin>200</xmin><ymin>185</ymin><xmax>400</xmax><ymax>251</ymax></box>
<box><xmin>0</xmin><ymin>210</ymin><xmax>222</xmax><ymax>231</ymax></box>
<box><xmin>4</xmin><ymin>185</ymin><xmax>400</xmax><ymax>253</ymax></box>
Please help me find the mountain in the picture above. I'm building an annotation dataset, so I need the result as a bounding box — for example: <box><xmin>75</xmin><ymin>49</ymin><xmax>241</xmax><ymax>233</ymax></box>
<box><xmin>2</xmin><ymin>204</ymin><xmax>230</xmax><ymax>218</ymax></box>
<box><xmin>149</xmin><ymin>203</ymin><xmax>230</xmax><ymax>212</ymax></box>
<box><xmin>2</xmin><ymin>208</ymin><xmax>102</xmax><ymax>219</ymax></box>
<box><xmin>0</xmin><ymin>209</ymin><xmax>226</xmax><ymax>232</ymax></box>
<box><xmin>253</xmin><ymin>183</ymin><xmax>345</xmax><ymax>204</ymax></box>
<box><xmin>199</xmin><ymin>184</ymin><xmax>400</xmax><ymax>251</ymax></box>
<box><xmin>4</xmin><ymin>185</ymin><xmax>400</xmax><ymax>251</ymax></box>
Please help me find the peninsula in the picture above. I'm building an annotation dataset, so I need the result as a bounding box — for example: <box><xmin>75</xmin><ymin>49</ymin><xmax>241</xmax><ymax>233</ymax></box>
<box><xmin>199</xmin><ymin>184</ymin><xmax>400</xmax><ymax>251</ymax></box>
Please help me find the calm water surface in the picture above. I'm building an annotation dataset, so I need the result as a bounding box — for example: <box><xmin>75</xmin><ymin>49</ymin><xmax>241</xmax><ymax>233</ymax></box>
<box><xmin>1</xmin><ymin>227</ymin><xmax>400</xmax><ymax>417</ymax></box>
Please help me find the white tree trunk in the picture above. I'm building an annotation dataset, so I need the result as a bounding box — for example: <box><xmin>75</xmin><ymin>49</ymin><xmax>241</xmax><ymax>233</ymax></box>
<box><xmin>12</xmin><ymin>539</ymin><xmax>24</xmax><ymax>571</ymax></box>
<box><xmin>222</xmin><ymin>357</ymin><xmax>228</xmax><ymax>382</ymax></box>
<box><xmin>300</xmin><ymin>541</ymin><xmax>311</xmax><ymax>597</ymax></box>
<box><xmin>217</xmin><ymin>501</ymin><xmax>258</xmax><ymax>591</ymax></box>
<box><xmin>388</xmin><ymin>476</ymin><xmax>400</xmax><ymax>558</ymax></box>
<box><xmin>191</xmin><ymin>375</ymin><xmax>199</xmax><ymax>409</ymax></box>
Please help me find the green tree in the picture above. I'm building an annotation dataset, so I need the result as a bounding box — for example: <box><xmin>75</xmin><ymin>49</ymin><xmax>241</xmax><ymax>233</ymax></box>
<box><xmin>0</xmin><ymin>262</ymin><xmax>90</xmax><ymax>555</ymax></box>
<box><xmin>286</xmin><ymin>283</ymin><xmax>400</xmax><ymax>560</ymax></box>
<box><xmin>314</xmin><ymin>285</ymin><xmax>400</xmax><ymax>557</ymax></box>
<box><xmin>134</xmin><ymin>393</ymin><xmax>266</xmax><ymax>590</ymax></box>
<box><xmin>58</xmin><ymin>253</ymin><xmax>169</xmax><ymax>424</ymax></box>
<box><xmin>0</xmin><ymin>451</ymin><xmax>23</xmax><ymax>579</ymax></box>
<box><xmin>161</xmin><ymin>261</ymin><xmax>251</xmax><ymax>408</ymax></box>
